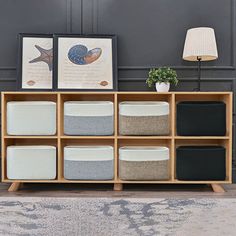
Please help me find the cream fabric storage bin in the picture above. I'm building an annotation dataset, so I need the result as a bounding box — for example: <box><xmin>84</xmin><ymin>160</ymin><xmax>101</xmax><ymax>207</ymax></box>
<box><xmin>119</xmin><ymin>101</ymin><xmax>169</xmax><ymax>135</ymax></box>
<box><xmin>119</xmin><ymin>146</ymin><xmax>169</xmax><ymax>180</ymax></box>
<box><xmin>7</xmin><ymin>101</ymin><xmax>56</xmax><ymax>135</ymax></box>
<box><xmin>64</xmin><ymin>101</ymin><xmax>114</xmax><ymax>135</ymax></box>
<box><xmin>64</xmin><ymin>146</ymin><xmax>114</xmax><ymax>180</ymax></box>
<box><xmin>7</xmin><ymin>146</ymin><xmax>56</xmax><ymax>180</ymax></box>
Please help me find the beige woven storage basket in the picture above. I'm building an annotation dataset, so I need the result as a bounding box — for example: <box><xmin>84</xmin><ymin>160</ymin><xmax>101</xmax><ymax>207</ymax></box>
<box><xmin>119</xmin><ymin>146</ymin><xmax>170</xmax><ymax>180</ymax></box>
<box><xmin>119</xmin><ymin>101</ymin><xmax>169</xmax><ymax>135</ymax></box>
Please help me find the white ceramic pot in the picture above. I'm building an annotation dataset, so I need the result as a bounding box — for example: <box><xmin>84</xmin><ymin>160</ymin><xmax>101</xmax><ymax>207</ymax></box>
<box><xmin>155</xmin><ymin>82</ymin><xmax>170</xmax><ymax>92</ymax></box>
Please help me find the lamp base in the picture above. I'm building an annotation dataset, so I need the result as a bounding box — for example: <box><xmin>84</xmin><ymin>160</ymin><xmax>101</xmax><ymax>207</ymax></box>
<box><xmin>193</xmin><ymin>87</ymin><xmax>200</xmax><ymax>91</ymax></box>
<box><xmin>195</xmin><ymin>57</ymin><xmax>202</xmax><ymax>91</ymax></box>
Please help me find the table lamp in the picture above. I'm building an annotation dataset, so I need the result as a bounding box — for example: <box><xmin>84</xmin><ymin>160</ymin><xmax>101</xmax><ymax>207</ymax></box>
<box><xmin>182</xmin><ymin>27</ymin><xmax>218</xmax><ymax>91</ymax></box>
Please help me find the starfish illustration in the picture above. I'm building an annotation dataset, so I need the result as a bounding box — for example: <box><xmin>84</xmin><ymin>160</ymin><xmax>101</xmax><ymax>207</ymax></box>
<box><xmin>29</xmin><ymin>45</ymin><xmax>53</xmax><ymax>71</ymax></box>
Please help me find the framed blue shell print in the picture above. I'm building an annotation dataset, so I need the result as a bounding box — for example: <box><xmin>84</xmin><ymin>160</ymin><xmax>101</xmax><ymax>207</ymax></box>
<box><xmin>53</xmin><ymin>34</ymin><xmax>118</xmax><ymax>91</ymax></box>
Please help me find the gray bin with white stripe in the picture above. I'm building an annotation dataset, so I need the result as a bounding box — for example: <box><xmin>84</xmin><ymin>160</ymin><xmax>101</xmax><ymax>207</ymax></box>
<box><xmin>64</xmin><ymin>101</ymin><xmax>114</xmax><ymax>135</ymax></box>
<box><xmin>64</xmin><ymin>146</ymin><xmax>114</xmax><ymax>180</ymax></box>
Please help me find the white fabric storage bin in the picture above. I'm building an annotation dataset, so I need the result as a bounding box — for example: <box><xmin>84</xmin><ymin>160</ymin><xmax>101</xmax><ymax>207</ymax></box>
<box><xmin>64</xmin><ymin>146</ymin><xmax>114</xmax><ymax>180</ymax></box>
<box><xmin>64</xmin><ymin>101</ymin><xmax>114</xmax><ymax>135</ymax></box>
<box><xmin>119</xmin><ymin>101</ymin><xmax>170</xmax><ymax>135</ymax></box>
<box><xmin>119</xmin><ymin>146</ymin><xmax>170</xmax><ymax>180</ymax></box>
<box><xmin>7</xmin><ymin>101</ymin><xmax>56</xmax><ymax>135</ymax></box>
<box><xmin>7</xmin><ymin>146</ymin><xmax>56</xmax><ymax>180</ymax></box>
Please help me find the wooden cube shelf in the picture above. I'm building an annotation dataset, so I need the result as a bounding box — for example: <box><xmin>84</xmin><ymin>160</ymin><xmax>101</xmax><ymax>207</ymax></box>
<box><xmin>1</xmin><ymin>91</ymin><xmax>233</xmax><ymax>193</ymax></box>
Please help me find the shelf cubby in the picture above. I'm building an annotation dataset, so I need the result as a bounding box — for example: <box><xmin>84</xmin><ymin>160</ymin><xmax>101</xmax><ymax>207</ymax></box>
<box><xmin>117</xmin><ymin>138</ymin><xmax>172</xmax><ymax>182</ymax></box>
<box><xmin>1</xmin><ymin>92</ymin><xmax>58</xmax><ymax>137</ymax></box>
<box><xmin>59</xmin><ymin>92</ymin><xmax>115</xmax><ymax>136</ymax></box>
<box><xmin>174</xmin><ymin>92</ymin><xmax>232</xmax><ymax>137</ymax></box>
<box><xmin>59</xmin><ymin>138</ymin><xmax>115</xmax><ymax>181</ymax></box>
<box><xmin>117</xmin><ymin>92</ymin><xmax>173</xmax><ymax>137</ymax></box>
<box><xmin>175</xmin><ymin>139</ymin><xmax>231</xmax><ymax>183</ymax></box>
<box><xmin>2</xmin><ymin>138</ymin><xmax>58</xmax><ymax>182</ymax></box>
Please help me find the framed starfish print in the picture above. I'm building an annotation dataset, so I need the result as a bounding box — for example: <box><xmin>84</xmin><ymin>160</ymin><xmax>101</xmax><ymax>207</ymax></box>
<box><xmin>53</xmin><ymin>34</ymin><xmax>118</xmax><ymax>91</ymax></box>
<box><xmin>17</xmin><ymin>34</ymin><xmax>53</xmax><ymax>90</ymax></box>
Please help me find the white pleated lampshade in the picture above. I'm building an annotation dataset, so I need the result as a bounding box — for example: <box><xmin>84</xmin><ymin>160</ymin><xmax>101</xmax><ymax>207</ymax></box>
<box><xmin>183</xmin><ymin>27</ymin><xmax>218</xmax><ymax>61</ymax></box>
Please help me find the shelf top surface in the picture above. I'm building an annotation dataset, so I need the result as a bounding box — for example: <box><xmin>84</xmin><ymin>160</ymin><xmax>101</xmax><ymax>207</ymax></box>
<box><xmin>1</xmin><ymin>91</ymin><xmax>233</xmax><ymax>95</ymax></box>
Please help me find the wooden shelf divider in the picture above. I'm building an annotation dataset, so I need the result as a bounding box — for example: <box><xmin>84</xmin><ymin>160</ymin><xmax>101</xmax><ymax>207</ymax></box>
<box><xmin>1</xmin><ymin>91</ymin><xmax>233</xmax><ymax>192</ymax></box>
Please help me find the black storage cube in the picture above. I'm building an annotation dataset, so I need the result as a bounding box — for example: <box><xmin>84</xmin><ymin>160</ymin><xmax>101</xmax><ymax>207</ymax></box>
<box><xmin>176</xmin><ymin>146</ymin><xmax>226</xmax><ymax>180</ymax></box>
<box><xmin>177</xmin><ymin>101</ymin><xmax>226</xmax><ymax>136</ymax></box>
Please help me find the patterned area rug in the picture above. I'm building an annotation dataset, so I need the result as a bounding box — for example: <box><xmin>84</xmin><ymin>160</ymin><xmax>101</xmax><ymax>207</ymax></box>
<box><xmin>0</xmin><ymin>197</ymin><xmax>236</xmax><ymax>236</ymax></box>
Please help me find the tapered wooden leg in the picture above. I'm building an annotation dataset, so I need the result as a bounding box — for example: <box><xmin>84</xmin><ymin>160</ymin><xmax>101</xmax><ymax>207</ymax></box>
<box><xmin>8</xmin><ymin>182</ymin><xmax>21</xmax><ymax>192</ymax></box>
<box><xmin>114</xmin><ymin>183</ymin><xmax>123</xmax><ymax>191</ymax></box>
<box><xmin>211</xmin><ymin>184</ymin><xmax>225</xmax><ymax>193</ymax></box>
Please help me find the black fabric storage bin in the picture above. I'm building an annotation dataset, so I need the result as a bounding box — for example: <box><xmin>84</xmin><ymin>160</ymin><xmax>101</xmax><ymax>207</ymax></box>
<box><xmin>176</xmin><ymin>146</ymin><xmax>226</xmax><ymax>180</ymax></box>
<box><xmin>177</xmin><ymin>101</ymin><xmax>226</xmax><ymax>136</ymax></box>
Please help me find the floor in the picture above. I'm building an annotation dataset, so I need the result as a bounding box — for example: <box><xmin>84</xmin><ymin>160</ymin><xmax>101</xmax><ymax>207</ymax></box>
<box><xmin>1</xmin><ymin>183</ymin><xmax>236</xmax><ymax>235</ymax></box>
<box><xmin>0</xmin><ymin>183</ymin><xmax>235</xmax><ymax>198</ymax></box>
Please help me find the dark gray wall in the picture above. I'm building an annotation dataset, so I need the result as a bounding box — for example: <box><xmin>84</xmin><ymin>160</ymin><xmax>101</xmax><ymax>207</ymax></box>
<box><xmin>0</xmin><ymin>0</ymin><xmax>235</xmax><ymax>180</ymax></box>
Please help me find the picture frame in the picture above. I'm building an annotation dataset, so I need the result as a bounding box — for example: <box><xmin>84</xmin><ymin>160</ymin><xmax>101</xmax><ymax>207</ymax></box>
<box><xmin>53</xmin><ymin>34</ymin><xmax>118</xmax><ymax>91</ymax></box>
<box><xmin>17</xmin><ymin>33</ymin><xmax>53</xmax><ymax>91</ymax></box>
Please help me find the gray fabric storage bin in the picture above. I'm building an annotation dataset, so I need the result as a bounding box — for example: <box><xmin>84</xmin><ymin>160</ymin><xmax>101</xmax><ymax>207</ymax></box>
<box><xmin>119</xmin><ymin>146</ymin><xmax>169</xmax><ymax>180</ymax></box>
<box><xmin>119</xmin><ymin>102</ymin><xmax>170</xmax><ymax>135</ymax></box>
<box><xmin>64</xmin><ymin>101</ymin><xmax>114</xmax><ymax>135</ymax></box>
<box><xmin>64</xmin><ymin>146</ymin><xmax>114</xmax><ymax>180</ymax></box>
<box><xmin>7</xmin><ymin>101</ymin><xmax>56</xmax><ymax>135</ymax></box>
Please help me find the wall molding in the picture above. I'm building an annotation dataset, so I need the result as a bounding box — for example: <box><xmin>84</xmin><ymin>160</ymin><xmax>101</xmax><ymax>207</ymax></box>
<box><xmin>91</xmin><ymin>0</ymin><xmax>236</xmax><ymax>71</ymax></box>
<box><xmin>0</xmin><ymin>76</ymin><xmax>234</xmax><ymax>84</ymax></box>
<box><xmin>118</xmin><ymin>77</ymin><xmax>235</xmax><ymax>83</ymax></box>
<box><xmin>2</xmin><ymin>66</ymin><xmax>235</xmax><ymax>72</ymax></box>
<box><xmin>0</xmin><ymin>67</ymin><xmax>16</xmax><ymax>71</ymax></box>
<box><xmin>0</xmin><ymin>78</ymin><xmax>16</xmax><ymax>82</ymax></box>
<box><xmin>118</xmin><ymin>66</ymin><xmax>236</xmax><ymax>71</ymax></box>
<box><xmin>1</xmin><ymin>0</ymin><xmax>235</xmax><ymax>71</ymax></box>
<box><xmin>66</xmin><ymin>0</ymin><xmax>72</xmax><ymax>33</ymax></box>
<box><xmin>0</xmin><ymin>0</ymin><xmax>74</xmax><ymax>70</ymax></box>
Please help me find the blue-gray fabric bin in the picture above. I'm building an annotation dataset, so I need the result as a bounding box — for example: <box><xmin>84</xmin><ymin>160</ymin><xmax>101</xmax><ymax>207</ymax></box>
<box><xmin>64</xmin><ymin>146</ymin><xmax>114</xmax><ymax>180</ymax></box>
<box><xmin>64</xmin><ymin>101</ymin><xmax>114</xmax><ymax>135</ymax></box>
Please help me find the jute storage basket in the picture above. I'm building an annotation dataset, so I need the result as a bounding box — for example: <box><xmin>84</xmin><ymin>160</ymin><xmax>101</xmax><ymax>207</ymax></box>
<box><xmin>7</xmin><ymin>101</ymin><xmax>56</xmax><ymax>135</ymax></box>
<box><xmin>119</xmin><ymin>146</ymin><xmax>169</xmax><ymax>180</ymax></box>
<box><xmin>7</xmin><ymin>146</ymin><xmax>56</xmax><ymax>180</ymax></box>
<box><xmin>64</xmin><ymin>101</ymin><xmax>114</xmax><ymax>135</ymax></box>
<box><xmin>64</xmin><ymin>146</ymin><xmax>114</xmax><ymax>180</ymax></box>
<box><xmin>119</xmin><ymin>101</ymin><xmax>170</xmax><ymax>135</ymax></box>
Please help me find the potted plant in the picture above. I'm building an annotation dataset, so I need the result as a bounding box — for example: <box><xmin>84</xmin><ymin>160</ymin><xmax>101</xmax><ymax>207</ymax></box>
<box><xmin>146</xmin><ymin>67</ymin><xmax>178</xmax><ymax>92</ymax></box>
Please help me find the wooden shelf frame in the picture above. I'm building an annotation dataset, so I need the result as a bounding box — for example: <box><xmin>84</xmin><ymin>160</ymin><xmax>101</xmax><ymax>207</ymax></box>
<box><xmin>1</xmin><ymin>92</ymin><xmax>233</xmax><ymax>192</ymax></box>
